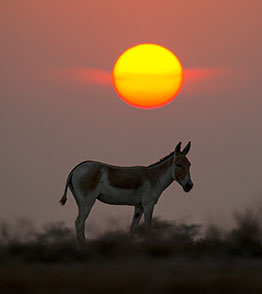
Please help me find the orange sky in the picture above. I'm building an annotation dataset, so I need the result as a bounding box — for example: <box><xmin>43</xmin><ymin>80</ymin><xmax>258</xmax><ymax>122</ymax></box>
<box><xmin>0</xmin><ymin>0</ymin><xmax>261</xmax><ymax>234</ymax></box>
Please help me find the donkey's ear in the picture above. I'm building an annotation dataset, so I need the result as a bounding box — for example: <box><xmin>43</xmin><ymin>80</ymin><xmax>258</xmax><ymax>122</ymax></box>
<box><xmin>182</xmin><ymin>141</ymin><xmax>191</xmax><ymax>155</ymax></box>
<box><xmin>174</xmin><ymin>142</ymin><xmax>182</xmax><ymax>154</ymax></box>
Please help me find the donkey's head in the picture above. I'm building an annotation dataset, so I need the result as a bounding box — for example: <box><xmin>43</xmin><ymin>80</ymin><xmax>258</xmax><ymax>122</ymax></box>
<box><xmin>172</xmin><ymin>142</ymin><xmax>193</xmax><ymax>192</ymax></box>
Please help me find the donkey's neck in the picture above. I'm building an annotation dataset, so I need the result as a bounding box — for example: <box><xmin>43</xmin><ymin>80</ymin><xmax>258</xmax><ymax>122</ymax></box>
<box><xmin>147</xmin><ymin>156</ymin><xmax>174</xmax><ymax>193</ymax></box>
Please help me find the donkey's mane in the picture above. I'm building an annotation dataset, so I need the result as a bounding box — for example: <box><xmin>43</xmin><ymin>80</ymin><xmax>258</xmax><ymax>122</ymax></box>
<box><xmin>147</xmin><ymin>151</ymin><xmax>175</xmax><ymax>167</ymax></box>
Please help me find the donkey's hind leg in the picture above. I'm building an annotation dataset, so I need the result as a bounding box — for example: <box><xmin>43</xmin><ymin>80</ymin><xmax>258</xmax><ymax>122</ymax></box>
<box><xmin>75</xmin><ymin>200</ymin><xmax>95</xmax><ymax>248</ymax></box>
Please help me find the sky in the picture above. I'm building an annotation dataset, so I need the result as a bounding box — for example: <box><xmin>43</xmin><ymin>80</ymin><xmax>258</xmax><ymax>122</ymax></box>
<box><xmin>1</xmin><ymin>0</ymin><xmax>262</xmax><ymax>235</ymax></box>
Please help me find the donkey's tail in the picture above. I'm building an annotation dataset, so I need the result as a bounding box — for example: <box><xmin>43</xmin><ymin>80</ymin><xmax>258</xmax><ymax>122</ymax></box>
<box><xmin>59</xmin><ymin>172</ymin><xmax>72</xmax><ymax>206</ymax></box>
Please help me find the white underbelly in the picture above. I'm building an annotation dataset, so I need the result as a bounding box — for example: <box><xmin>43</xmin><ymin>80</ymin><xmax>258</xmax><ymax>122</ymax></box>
<box><xmin>98</xmin><ymin>186</ymin><xmax>141</xmax><ymax>206</ymax></box>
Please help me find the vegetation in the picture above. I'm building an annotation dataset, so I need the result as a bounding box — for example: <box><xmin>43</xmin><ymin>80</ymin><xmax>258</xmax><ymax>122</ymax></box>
<box><xmin>1</xmin><ymin>207</ymin><xmax>262</xmax><ymax>293</ymax></box>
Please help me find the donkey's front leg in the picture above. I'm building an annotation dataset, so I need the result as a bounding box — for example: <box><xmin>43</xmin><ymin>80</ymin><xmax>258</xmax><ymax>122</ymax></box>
<box><xmin>143</xmin><ymin>204</ymin><xmax>154</xmax><ymax>235</ymax></box>
<box><xmin>130</xmin><ymin>206</ymin><xmax>143</xmax><ymax>234</ymax></box>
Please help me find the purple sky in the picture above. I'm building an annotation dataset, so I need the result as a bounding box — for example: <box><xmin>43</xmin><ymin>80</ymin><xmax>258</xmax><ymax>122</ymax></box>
<box><xmin>1</xmin><ymin>0</ymin><xmax>261</xmax><ymax>235</ymax></box>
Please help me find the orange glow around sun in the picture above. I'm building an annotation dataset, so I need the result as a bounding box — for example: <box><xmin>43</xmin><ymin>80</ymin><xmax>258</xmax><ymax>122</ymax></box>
<box><xmin>112</xmin><ymin>44</ymin><xmax>184</xmax><ymax>109</ymax></box>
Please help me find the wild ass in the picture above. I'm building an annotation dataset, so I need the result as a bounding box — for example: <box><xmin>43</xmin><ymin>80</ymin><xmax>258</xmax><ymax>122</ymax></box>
<box><xmin>60</xmin><ymin>142</ymin><xmax>193</xmax><ymax>246</ymax></box>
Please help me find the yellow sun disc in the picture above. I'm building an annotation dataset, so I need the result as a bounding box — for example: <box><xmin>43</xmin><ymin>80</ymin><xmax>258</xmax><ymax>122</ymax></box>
<box><xmin>112</xmin><ymin>44</ymin><xmax>184</xmax><ymax>109</ymax></box>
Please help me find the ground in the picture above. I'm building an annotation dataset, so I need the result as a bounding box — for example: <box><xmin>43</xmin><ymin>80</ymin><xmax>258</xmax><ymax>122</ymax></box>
<box><xmin>1</xmin><ymin>209</ymin><xmax>262</xmax><ymax>293</ymax></box>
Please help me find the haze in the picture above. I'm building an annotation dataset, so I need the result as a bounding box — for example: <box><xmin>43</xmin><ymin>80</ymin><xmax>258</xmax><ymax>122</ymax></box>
<box><xmin>1</xmin><ymin>0</ymin><xmax>261</xmax><ymax>235</ymax></box>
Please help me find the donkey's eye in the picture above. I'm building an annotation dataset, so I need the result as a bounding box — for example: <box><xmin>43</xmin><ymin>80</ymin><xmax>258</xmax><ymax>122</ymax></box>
<box><xmin>176</xmin><ymin>164</ymin><xmax>182</xmax><ymax>168</ymax></box>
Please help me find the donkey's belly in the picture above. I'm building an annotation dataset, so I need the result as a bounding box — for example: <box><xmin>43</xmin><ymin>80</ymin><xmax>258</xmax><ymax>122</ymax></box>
<box><xmin>97</xmin><ymin>192</ymin><xmax>140</xmax><ymax>206</ymax></box>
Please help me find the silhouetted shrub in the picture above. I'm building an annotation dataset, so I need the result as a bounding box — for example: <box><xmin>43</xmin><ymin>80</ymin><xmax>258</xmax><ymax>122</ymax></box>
<box><xmin>35</xmin><ymin>221</ymin><xmax>74</xmax><ymax>244</ymax></box>
<box><xmin>227</xmin><ymin>207</ymin><xmax>262</xmax><ymax>257</ymax></box>
<box><xmin>1</xmin><ymin>207</ymin><xmax>262</xmax><ymax>293</ymax></box>
<box><xmin>1</xmin><ymin>206</ymin><xmax>262</xmax><ymax>265</ymax></box>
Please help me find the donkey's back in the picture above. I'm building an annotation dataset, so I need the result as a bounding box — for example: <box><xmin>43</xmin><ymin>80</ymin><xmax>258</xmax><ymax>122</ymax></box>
<box><xmin>61</xmin><ymin>160</ymin><xmax>148</xmax><ymax>206</ymax></box>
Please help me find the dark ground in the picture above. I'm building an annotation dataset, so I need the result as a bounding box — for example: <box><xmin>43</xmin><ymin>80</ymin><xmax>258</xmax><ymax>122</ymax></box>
<box><xmin>1</xmin><ymin>207</ymin><xmax>262</xmax><ymax>293</ymax></box>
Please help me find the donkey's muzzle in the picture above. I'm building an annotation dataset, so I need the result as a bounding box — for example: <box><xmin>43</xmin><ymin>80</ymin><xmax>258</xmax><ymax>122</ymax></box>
<box><xmin>183</xmin><ymin>183</ymin><xmax>193</xmax><ymax>192</ymax></box>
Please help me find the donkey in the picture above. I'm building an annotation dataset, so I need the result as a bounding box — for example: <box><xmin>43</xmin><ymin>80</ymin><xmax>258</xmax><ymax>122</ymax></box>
<box><xmin>59</xmin><ymin>142</ymin><xmax>193</xmax><ymax>246</ymax></box>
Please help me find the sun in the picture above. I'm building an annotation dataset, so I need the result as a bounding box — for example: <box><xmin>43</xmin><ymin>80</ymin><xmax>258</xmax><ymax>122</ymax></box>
<box><xmin>112</xmin><ymin>44</ymin><xmax>184</xmax><ymax>109</ymax></box>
